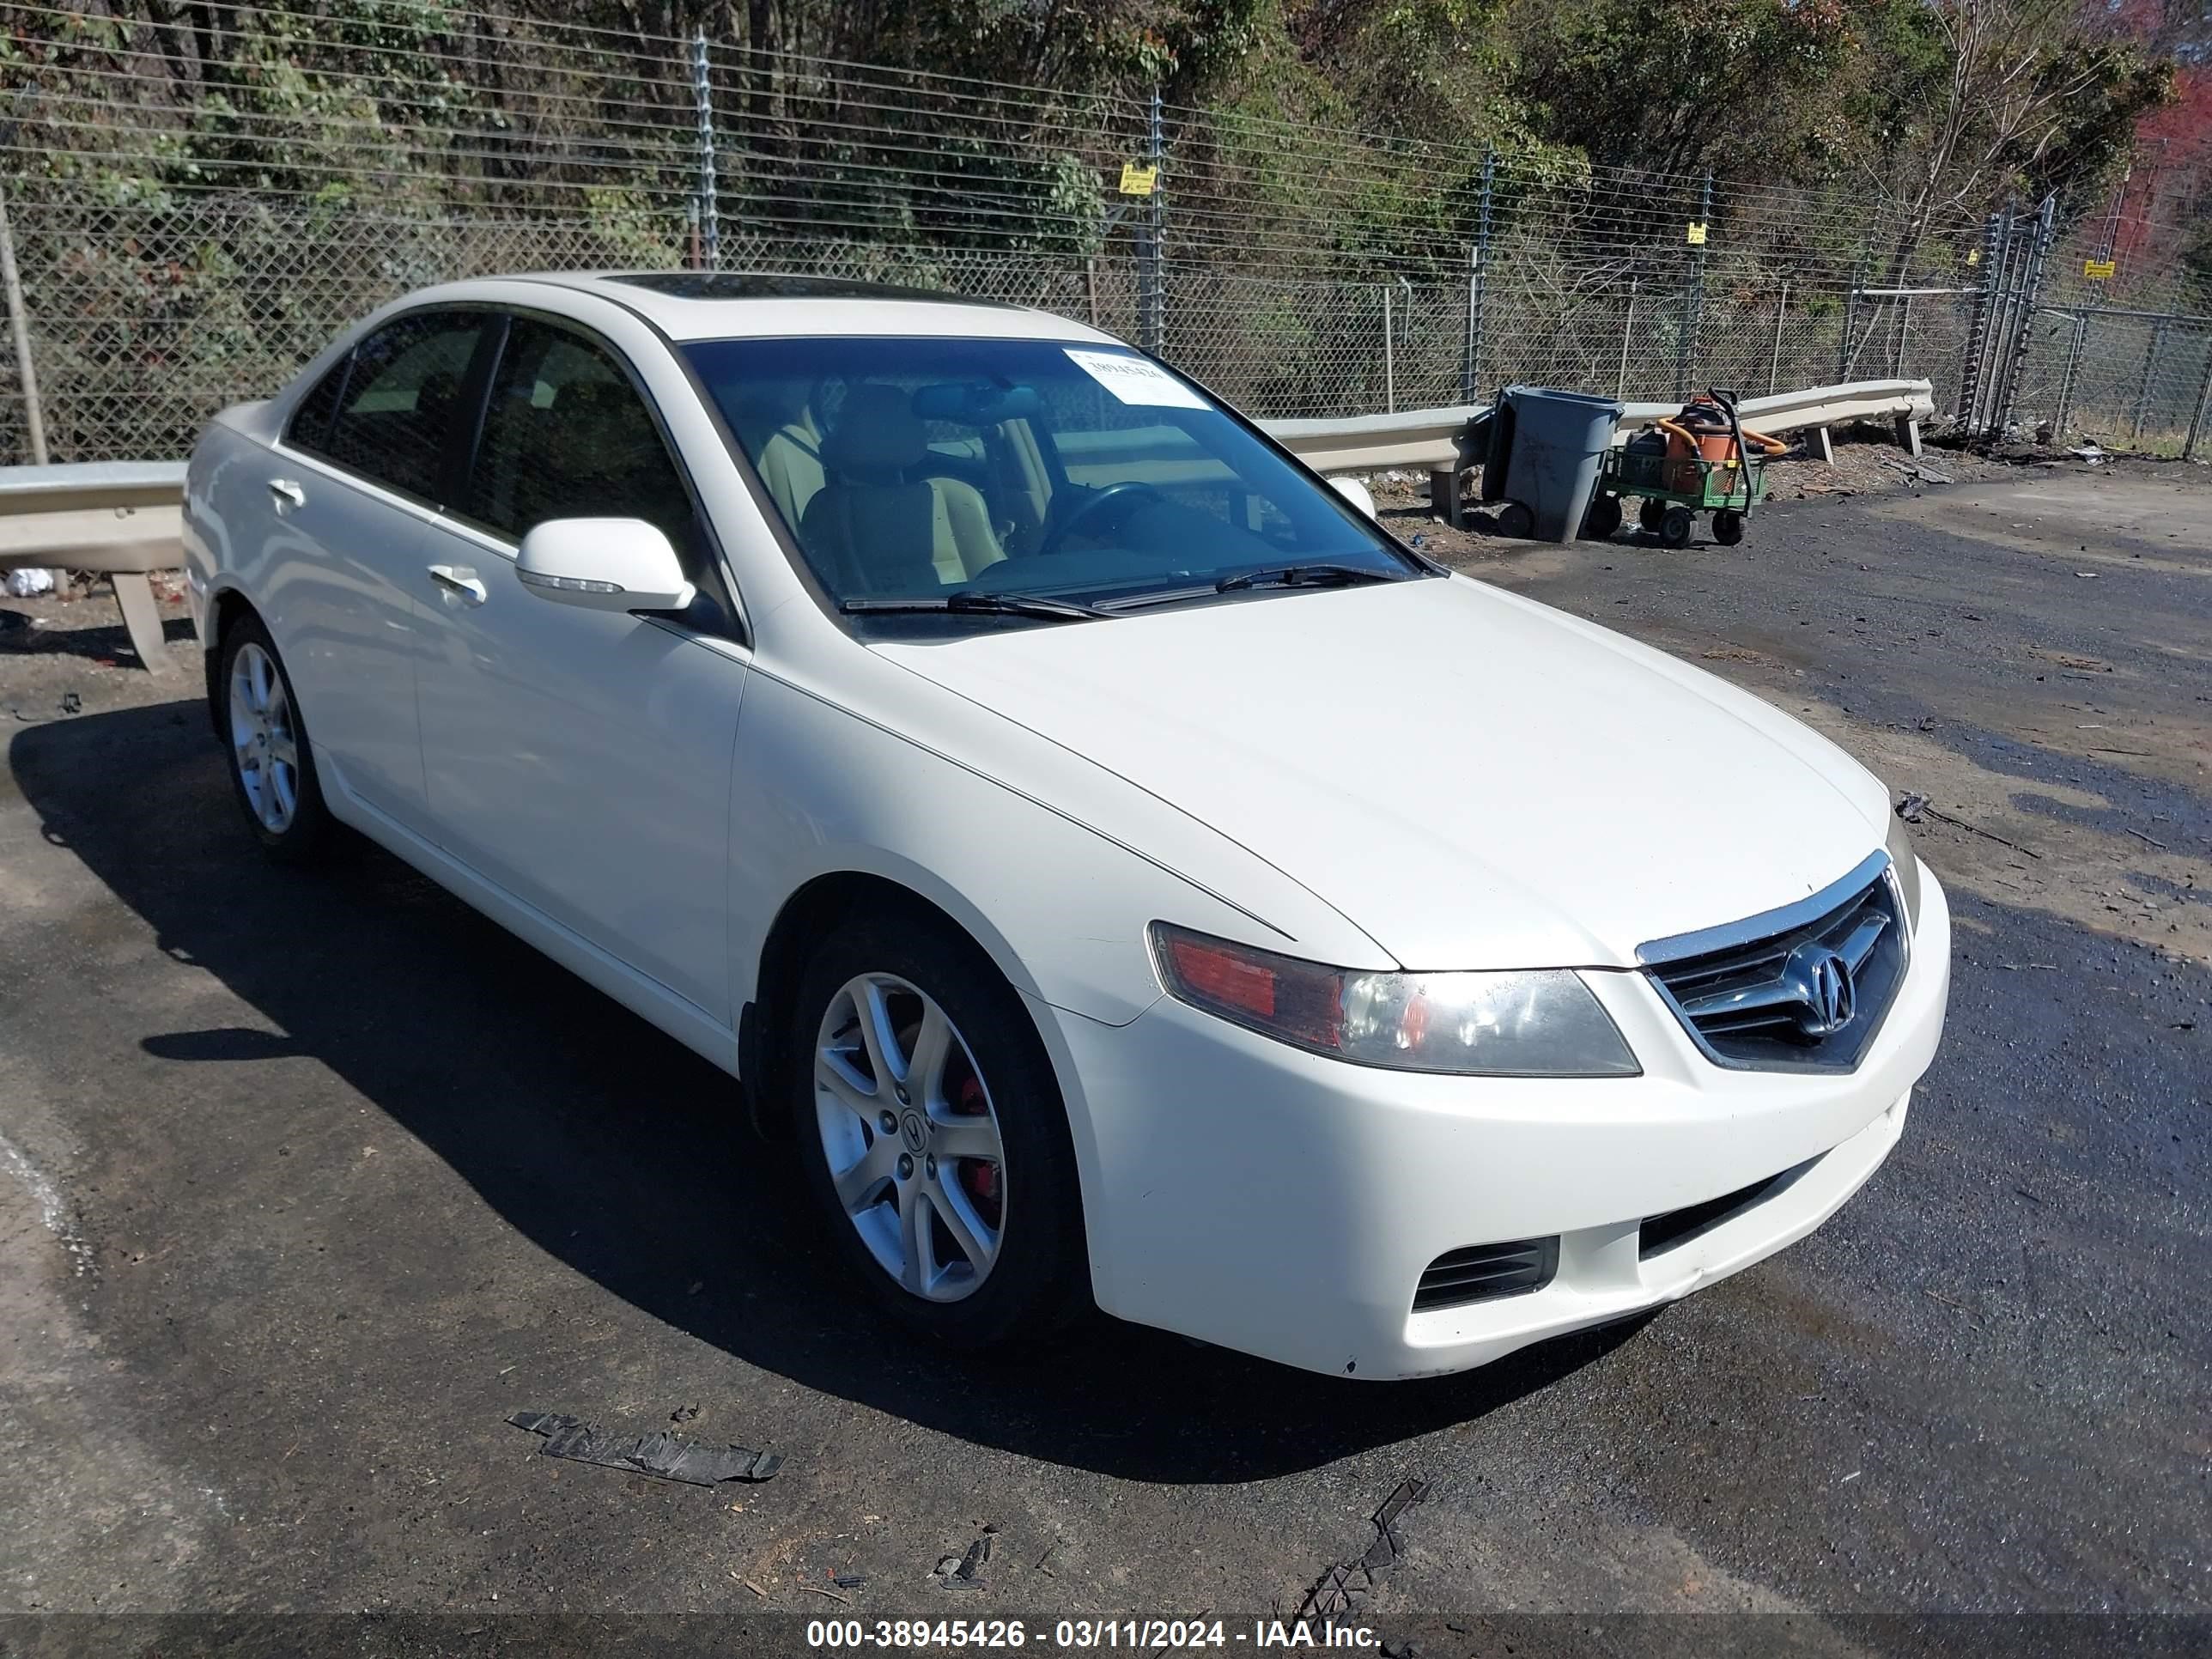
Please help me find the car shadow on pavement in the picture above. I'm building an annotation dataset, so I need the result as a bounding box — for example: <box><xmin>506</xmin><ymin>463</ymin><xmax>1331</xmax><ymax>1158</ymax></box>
<box><xmin>10</xmin><ymin>701</ymin><xmax>1647</xmax><ymax>1484</ymax></box>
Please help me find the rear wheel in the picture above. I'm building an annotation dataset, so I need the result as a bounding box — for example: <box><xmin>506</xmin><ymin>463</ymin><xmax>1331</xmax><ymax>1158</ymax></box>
<box><xmin>1659</xmin><ymin>506</ymin><xmax>1696</xmax><ymax>550</ymax></box>
<box><xmin>218</xmin><ymin>617</ymin><xmax>334</xmax><ymax>863</ymax></box>
<box><xmin>1712</xmin><ymin>509</ymin><xmax>1745</xmax><ymax>546</ymax></box>
<box><xmin>1638</xmin><ymin>497</ymin><xmax>1668</xmax><ymax>533</ymax></box>
<box><xmin>789</xmin><ymin>913</ymin><xmax>1088</xmax><ymax>1348</ymax></box>
<box><xmin>1496</xmin><ymin>501</ymin><xmax>1535</xmax><ymax>539</ymax></box>
<box><xmin>1582</xmin><ymin>494</ymin><xmax>1623</xmax><ymax>540</ymax></box>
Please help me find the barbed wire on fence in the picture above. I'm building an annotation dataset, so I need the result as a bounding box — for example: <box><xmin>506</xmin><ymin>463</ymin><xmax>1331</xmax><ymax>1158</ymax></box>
<box><xmin>0</xmin><ymin>0</ymin><xmax>2206</xmax><ymax>464</ymax></box>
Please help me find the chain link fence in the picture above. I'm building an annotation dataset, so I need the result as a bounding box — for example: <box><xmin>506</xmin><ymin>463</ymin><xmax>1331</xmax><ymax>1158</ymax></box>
<box><xmin>1</xmin><ymin>0</ymin><xmax>2206</xmax><ymax>463</ymax></box>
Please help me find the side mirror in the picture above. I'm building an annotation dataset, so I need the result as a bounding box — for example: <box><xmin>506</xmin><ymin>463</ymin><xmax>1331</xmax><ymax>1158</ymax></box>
<box><xmin>1328</xmin><ymin>476</ymin><xmax>1377</xmax><ymax>520</ymax></box>
<box><xmin>516</xmin><ymin>518</ymin><xmax>696</xmax><ymax>614</ymax></box>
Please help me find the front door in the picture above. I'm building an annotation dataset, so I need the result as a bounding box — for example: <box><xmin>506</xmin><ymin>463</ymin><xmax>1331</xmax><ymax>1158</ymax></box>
<box><xmin>412</xmin><ymin>315</ymin><xmax>745</xmax><ymax>1025</ymax></box>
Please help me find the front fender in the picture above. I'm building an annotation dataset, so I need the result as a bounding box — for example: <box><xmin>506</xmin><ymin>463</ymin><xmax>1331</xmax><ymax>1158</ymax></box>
<box><xmin>727</xmin><ymin>671</ymin><xmax>1380</xmax><ymax>1026</ymax></box>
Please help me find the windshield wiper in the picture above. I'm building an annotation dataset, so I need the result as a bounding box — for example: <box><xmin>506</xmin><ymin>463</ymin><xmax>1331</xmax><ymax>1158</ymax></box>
<box><xmin>1214</xmin><ymin>562</ymin><xmax>1402</xmax><ymax>593</ymax></box>
<box><xmin>839</xmin><ymin>591</ymin><xmax>1109</xmax><ymax>622</ymax></box>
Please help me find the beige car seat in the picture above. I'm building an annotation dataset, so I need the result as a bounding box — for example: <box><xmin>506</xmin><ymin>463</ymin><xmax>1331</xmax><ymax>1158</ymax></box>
<box><xmin>799</xmin><ymin>385</ymin><xmax>1006</xmax><ymax>591</ymax></box>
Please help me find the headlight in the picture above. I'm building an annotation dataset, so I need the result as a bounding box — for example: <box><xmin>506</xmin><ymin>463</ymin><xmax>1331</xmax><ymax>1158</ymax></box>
<box><xmin>1150</xmin><ymin>923</ymin><xmax>1639</xmax><ymax>1077</ymax></box>
<box><xmin>1885</xmin><ymin>814</ymin><xmax>1923</xmax><ymax>932</ymax></box>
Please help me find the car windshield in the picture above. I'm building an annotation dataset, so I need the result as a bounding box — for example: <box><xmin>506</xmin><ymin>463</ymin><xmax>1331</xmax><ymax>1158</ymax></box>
<box><xmin>684</xmin><ymin>335</ymin><xmax>1423</xmax><ymax>617</ymax></box>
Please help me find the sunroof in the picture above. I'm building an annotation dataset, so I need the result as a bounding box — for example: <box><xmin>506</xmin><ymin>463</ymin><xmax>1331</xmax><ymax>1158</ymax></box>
<box><xmin>603</xmin><ymin>272</ymin><xmax>1018</xmax><ymax>307</ymax></box>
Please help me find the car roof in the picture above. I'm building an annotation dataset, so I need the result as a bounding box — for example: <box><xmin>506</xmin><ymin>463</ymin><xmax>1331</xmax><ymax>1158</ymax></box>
<box><xmin>465</xmin><ymin>270</ymin><xmax>1121</xmax><ymax>346</ymax></box>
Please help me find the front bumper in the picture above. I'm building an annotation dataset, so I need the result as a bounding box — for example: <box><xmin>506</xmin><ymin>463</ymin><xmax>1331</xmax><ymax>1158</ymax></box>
<box><xmin>1040</xmin><ymin>868</ymin><xmax>1950</xmax><ymax>1379</ymax></box>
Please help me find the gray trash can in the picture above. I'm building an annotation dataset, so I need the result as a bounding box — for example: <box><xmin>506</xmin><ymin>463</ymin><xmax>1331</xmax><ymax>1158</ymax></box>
<box><xmin>1493</xmin><ymin>386</ymin><xmax>1623</xmax><ymax>542</ymax></box>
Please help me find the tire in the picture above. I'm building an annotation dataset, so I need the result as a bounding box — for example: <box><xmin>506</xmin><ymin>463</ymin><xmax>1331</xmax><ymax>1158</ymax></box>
<box><xmin>1659</xmin><ymin>506</ymin><xmax>1696</xmax><ymax>550</ymax></box>
<box><xmin>217</xmin><ymin>615</ymin><xmax>336</xmax><ymax>864</ymax></box>
<box><xmin>1497</xmin><ymin>501</ymin><xmax>1535</xmax><ymax>539</ymax></box>
<box><xmin>1582</xmin><ymin>494</ymin><xmax>1623</xmax><ymax>541</ymax></box>
<box><xmin>788</xmin><ymin>910</ymin><xmax>1090</xmax><ymax>1349</ymax></box>
<box><xmin>1712</xmin><ymin>509</ymin><xmax>1745</xmax><ymax>546</ymax></box>
<box><xmin>1638</xmin><ymin>497</ymin><xmax>1668</xmax><ymax>533</ymax></box>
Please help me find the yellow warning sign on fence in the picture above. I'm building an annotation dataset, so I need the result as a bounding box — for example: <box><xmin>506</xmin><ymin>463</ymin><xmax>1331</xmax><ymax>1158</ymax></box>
<box><xmin>2083</xmin><ymin>258</ymin><xmax>2116</xmax><ymax>281</ymax></box>
<box><xmin>1118</xmin><ymin>163</ymin><xmax>1158</xmax><ymax>196</ymax></box>
<box><xmin>1686</xmin><ymin>222</ymin><xmax>1708</xmax><ymax>246</ymax></box>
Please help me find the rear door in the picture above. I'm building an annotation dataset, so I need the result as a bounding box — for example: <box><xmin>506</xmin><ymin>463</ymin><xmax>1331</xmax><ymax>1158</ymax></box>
<box><xmin>411</xmin><ymin>313</ymin><xmax>747</xmax><ymax>1024</ymax></box>
<box><xmin>262</xmin><ymin>310</ymin><xmax>490</xmax><ymax>832</ymax></box>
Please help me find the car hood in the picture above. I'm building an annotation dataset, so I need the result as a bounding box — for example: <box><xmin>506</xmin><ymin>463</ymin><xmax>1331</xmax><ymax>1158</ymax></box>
<box><xmin>872</xmin><ymin>574</ymin><xmax>1891</xmax><ymax>969</ymax></box>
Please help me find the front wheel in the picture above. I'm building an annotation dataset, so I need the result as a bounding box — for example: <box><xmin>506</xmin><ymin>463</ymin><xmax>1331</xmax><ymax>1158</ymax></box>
<box><xmin>1496</xmin><ymin>501</ymin><xmax>1535</xmax><ymax>539</ymax></box>
<box><xmin>1712</xmin><ymin>509</ymin><xmax>1745</xmax><ymax>546</ymax></box>
<box><xmin>218</xmin><ymin>616</ymin><xmax>335</xmax><ymax>863</ymax></box>
<box><xmin>789</xmin><ymin>913</ymin><xmax>1089</xmax><ymax>1348</ymax></box>
<box><xmin>1582</xmin><ymin>494</ymin><xmax>1623</xmax><ymax>540</ymax></box>
<box><xmin>1658</xmin><ymin>506</ymin><xmax>1696</xmax><ymax>550</ymax></box>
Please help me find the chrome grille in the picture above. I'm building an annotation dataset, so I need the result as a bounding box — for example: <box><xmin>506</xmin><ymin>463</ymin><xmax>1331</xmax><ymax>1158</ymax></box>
<box><xmin>1640</xmin><ymin>854</ymin><xmax>1905</xmax><ymax>1073</ymax></box>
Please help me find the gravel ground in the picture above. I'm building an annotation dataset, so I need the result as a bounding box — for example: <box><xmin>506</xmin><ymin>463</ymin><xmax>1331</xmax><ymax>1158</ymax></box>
<box><xmin>0</xmin><ymin>457</ymin><xmax>2206</xmax><ymax>1656</ymax></box>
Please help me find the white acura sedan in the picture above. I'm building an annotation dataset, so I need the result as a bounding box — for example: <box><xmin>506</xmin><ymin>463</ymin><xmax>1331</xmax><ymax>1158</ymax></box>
<box><xmin>183</xmin><ymin>272</ymin><xmax>1948</xmax><ymax>1379</ymax></box>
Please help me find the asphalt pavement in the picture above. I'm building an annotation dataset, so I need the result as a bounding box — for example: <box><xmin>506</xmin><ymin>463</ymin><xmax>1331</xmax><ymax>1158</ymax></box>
<box><xmin>0</xmin><ymin>456</ymin><xmax>2205</xmax><ymax>1656</ymax></box>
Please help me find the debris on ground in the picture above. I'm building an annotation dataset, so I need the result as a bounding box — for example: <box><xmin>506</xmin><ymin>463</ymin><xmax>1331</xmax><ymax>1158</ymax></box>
<box><xmin>4</xmin><ymin>568</ymin><xmax>55</xmax><ymax>598</ymax></box>
<box><xmin>935</xmin><ymin>1527</ymin><xmax>995</xmax><ymax>1590</ymax></box>
<box><xmin>506</xmin><ymin>1409</ymin><xmax>782</xmax><ymax>1486</ymax></box>
<box><xmin>2069</xmin><ymin>443</ymin><xmax>2108</xmax><ymax>465</ymax></box>
<box><xmin>830</xmin><ymin>1571</ymin><xmax>868</xmax><ymax>1590</ymax></box>
<box><xmin>1883</xmin><ymin>458</ymin><xmax>1955</xmax><ymax>486</ymax></box>
<box><xmin>1295</xmin><ymin>1478</ymin><xmax>1429</xmax><ymax>1620</ymax></box>
<box><xmin>1895</xmin><ymin>792</ymin><xmax>1928</xmax><ymax>823</ymax></box>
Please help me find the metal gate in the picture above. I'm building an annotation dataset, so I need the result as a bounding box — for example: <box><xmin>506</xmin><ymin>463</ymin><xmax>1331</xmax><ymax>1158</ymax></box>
<box><xmin>1953</xmin><ymin>198</ymin><xmax>2057</xmax><ymax>441</ymax></box>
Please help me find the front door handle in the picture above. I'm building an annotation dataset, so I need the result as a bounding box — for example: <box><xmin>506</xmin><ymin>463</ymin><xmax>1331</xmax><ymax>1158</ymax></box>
<box><xmin>267</xmin><ymin>477</ymin><xmax>305</xmax><ymax>509</ymax></box>
<box><xmin>427</xmin><ymin>563</ymin><xmax>488</xmax><ymax>605</ymax></box>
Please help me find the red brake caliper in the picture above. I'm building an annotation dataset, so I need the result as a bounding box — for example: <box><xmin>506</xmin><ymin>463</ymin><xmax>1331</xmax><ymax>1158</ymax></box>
<box><xmin>954</xmin><ymin>1073</ymin><xmax>1000</xmax><ymax>1218</ymax></box>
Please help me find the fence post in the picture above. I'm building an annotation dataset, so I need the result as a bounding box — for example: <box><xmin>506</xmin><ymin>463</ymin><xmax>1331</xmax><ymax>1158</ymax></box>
<box><xmin>2130</xmin><ymin>319</ymin><xmax>2167</xmax><ymax>441</ymax></box>
<box><xmin>692</xmin><ymin>29</ymin><xmax>717</xmax><ymax>270</ymax></box>
<box><xmin>1618</xmin><ymin>276</ymin><xmax>1638</xmax><ymax>398</ymax></box>
<box><xmin>1893</xmin><ymin>295</ymin><xmax>1911</xmax><ymax>377</ymax></box>
<box><xmin>1767</xmin><ymin>277</ymin><xmax>1788</xmax><ymax>396</ymax></box>
<box><xmin>0</xmin><ymin>181</ymin><xmax>49</xmax><ymax>466</ymax></box>
<box><xmin>1955</xmin><ymin>213</ymin><xmax>2002</xmax><ymax>421</ymax></box>
<box><xmin>2052</xmin><ymin>310</ymin><xmax>2087</xmax><ymax>438</ymax></box>
<box><xmin>1993</xmin><ymin>195</ymin><xmax>2055</xmax><ymax>440</ymax></box>
<box><xmin>1676</xmin><ymin>170</ymin><xmax>1712</xmax><ymax>400</ymax></box>
<box><xmin>1382</xmin><ymin>284</ymin><xmax>1395</xmax><ymax>413</ymax></box>
<box><xmin>1137</xmin><ymin>86</ymin><xmax>1165</xmax><ymax>355</ymax></box>
<box><xmin>1838</xmin><ymin>248</ymin><xmax>1866</xmax><ymax>383</ymax></box>
<box><xmin>1463</xmin><ymin>149</ymin><xmax>1492</xmax><ymax>404</ymax></box>
<box><xmin>2184</xmin><ymin>330</ymin><xmax>2212</xmax><ymax>461</ymax></box>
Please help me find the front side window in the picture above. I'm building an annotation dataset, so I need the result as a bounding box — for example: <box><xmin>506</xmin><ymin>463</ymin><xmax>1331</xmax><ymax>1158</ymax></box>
<box><xmin>466</xmin><ymin>319</ymin><xmax>701</xmax><ymax>558</ymax></box>
<box><xmin>684</xmin><ymin>336</ymin><xmax>1419</xmax><ymax>617</ymax></box>
<box><xmin>311</xmin><ymin>312</ymin><xmax>483</xmax><ymax>501</ymax></box>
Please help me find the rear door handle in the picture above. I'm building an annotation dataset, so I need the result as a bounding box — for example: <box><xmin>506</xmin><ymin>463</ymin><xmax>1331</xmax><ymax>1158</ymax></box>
<box><xmin>427</xmin><ymin>563</ymin><xmax>488</xmax><ymax>605</ymax></box>
<box><xmin>267</xmin><ymin>477</ymin><xmax>305</xmax><ymax>509</ymax></box>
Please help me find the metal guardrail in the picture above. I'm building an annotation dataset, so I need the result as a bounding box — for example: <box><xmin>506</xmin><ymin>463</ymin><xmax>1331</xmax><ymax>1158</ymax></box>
<box><xmin>1260</xmin><ymin>378</ymin><xmax>1936</xmax><ymax>479</ymax></box>
<box><xmin>0</xmin><ymin>376</ymin><xmax>1936</xmax><ymax>672</ymax></box>
<box><xmin>0</xmin><ymin>461</ymin><xmax>188</xmax><ymax>674</ymax></box>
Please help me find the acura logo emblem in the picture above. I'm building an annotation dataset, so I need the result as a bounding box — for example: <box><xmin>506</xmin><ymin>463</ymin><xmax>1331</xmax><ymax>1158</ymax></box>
<box><xmin>1782</xmin><ymin>944</ymin><xmax>1856</xmax><ymax>1037</ymax></box>
<box><xmin>899</xmin><ymin>1111</ymin><xmax>929</xmax><ymax>1153</ymax></box>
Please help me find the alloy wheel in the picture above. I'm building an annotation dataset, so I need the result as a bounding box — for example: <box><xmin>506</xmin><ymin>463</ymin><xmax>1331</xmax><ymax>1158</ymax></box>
<box><xmin>813</xmin><ymin>972</ymin><xmax>1006</xmax><ymax>1302</ymax></box>
<box><xmin>228</xmin><ymin>641</ymin><xmax>300</xmax><ymax>834</ymax></box>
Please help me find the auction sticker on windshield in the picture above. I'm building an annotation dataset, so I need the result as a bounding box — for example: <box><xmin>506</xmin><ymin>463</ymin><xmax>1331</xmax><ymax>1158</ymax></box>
<box><xmin>1064</xmin><ymin>348</ymin><xmax>1210</xmax><ymax>410</ymax></box>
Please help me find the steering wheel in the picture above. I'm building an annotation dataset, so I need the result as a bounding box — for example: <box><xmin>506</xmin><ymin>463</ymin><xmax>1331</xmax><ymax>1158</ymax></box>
<box><xmin>1036</xmin><ymin>481</ymin><xmax>1169</xmax><ymax>558</ymax></box>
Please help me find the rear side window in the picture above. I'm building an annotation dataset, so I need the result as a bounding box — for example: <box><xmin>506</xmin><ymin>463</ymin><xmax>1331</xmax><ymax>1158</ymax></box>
<box><xmin>312</xmin><ymin>313</ymin><xmax>484</xmax><ymax>502</ymax></box>
<box><xmin>466</xmin><ymin>319</ymin><xmax>699</xmax><ymax>556</ymax></box>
